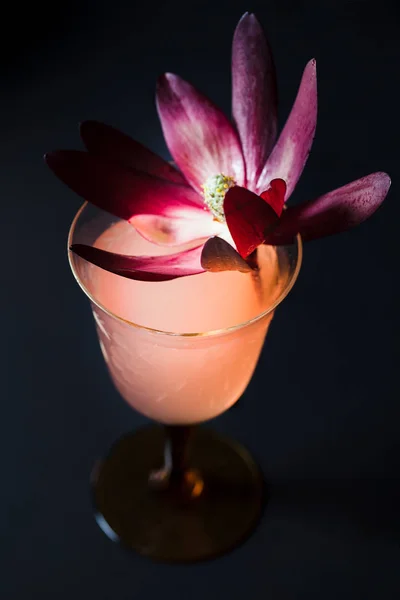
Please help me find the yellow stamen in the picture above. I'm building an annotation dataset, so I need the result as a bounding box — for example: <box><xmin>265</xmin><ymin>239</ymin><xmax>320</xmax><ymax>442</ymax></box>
<box><xmin>202</xmin><ymin>173</ymin><xmax>236</xmax><ymax>222</ymax></box>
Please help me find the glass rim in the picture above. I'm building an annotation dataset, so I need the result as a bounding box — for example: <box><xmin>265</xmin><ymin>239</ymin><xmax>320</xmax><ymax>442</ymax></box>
<box><xmin>68</xmin><ymin>201</ymin><xmax>303</xmax><ymax>338</ymax></box>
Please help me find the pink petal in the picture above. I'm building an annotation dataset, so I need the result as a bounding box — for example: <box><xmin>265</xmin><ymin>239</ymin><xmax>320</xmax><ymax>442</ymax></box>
<box><xmin>232</xmin><ymin>12</ymin><xmax>278</xmax><ymax>191</ymax></box>
<box><xmin>201</xmin><ymin>236</ymin><xmax>254</xmax><ymax>273</ymax></box>
<box><xmin>224</xmin><ymin>186</ymin><xmax>279</xmax><ymax>259</ymax></box>
<box><xmin>130</xmin><ymin>212</ymin><xmax>223</xmax><ymax>246</ymax></box>
<box><xmin>45</xmin><ymin>150</ymin><xmax>204</xmax><ymax>220</ymax></box>
<box><xmin>265</xmin><ymin>172</ymin><xmax>391</xmax><ymax>244</ymax></box>
<box><xmin>156</xmin><ymin>73</ymin><xmax>245</xmax><ymax>194</ymax></box>
<box><xmin>260</xmin><ymin>178</ymin><xmax>287</xmax><ymax>217</ymax></box>
<box><xmin>70</xmin><ymin>244</ymin><xmax>206</xmax><ymax>282</ymax></box>
<box><xmin>257</xmin><ymin>59</ymin><xmax>317</xmax><ymax>199</ymax></box>
<box><xmin>80</xmin><ymin>120</ymin><xmax>187</xmax><ymax>185</ymax></box>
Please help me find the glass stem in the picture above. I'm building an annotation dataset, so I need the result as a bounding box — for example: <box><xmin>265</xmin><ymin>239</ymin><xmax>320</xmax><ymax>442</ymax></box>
<box><xmin>150</xmin><ymin>425</ymin><xmax>203</xmax><ymax>499</ymax></box>
<box><xmin>164</xmin><ymin>425</ymin><xmax>193</xmax><ymax>481</ymax></box>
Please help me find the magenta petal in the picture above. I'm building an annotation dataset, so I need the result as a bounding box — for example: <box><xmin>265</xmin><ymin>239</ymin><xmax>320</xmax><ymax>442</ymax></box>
<box><xmin>45</xmin><ymin>150</ymin><xmax>204</xmax><ymax>220</ymax></box>
<box><xmin>266</xmin><ymin>172</ymin><xmax>391</xmax><ymax>244</ymax></box>
<box><xmin>156</xmin><ymin>73</ymin><xmax>245</xmax><ymax>194</ymax></box>
<box><xmin>70</xmin><ymin>244</ymin><xmax>205</xmax><ymax>282</ymax></box>
<box><xmin>257</xmin><ymin>59</ymin><xmax>317</xmax><ymax>198</ymax></box>
<box><xmin>224</xmin><ymin>186</ymin><xmax>279</xmax><ymax>259</ymax></box>
<box><xmin>80</xmin><ymin>120</ymin><xmax>187</xmax><ymax>185</ymax></box>
<box><xmin>201</xmin><ymin>237</ymin><xmax>254</xmax><ymax>273</ymax></box>
<box><xmin>232</xmin><ymin>12</ymin><xmax>278</xmax><ymax>191</ymax></box>
<box><xmin>130</xmin><ymin>211</ymin><xmax>222</xmax><ymax>247</ymax></box>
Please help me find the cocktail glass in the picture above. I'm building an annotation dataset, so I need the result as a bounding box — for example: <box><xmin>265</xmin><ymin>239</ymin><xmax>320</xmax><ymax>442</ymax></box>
<box><xmin>68</xmin><ymin>202</ymin><xmax>302</xmax><ymax>562</ymax></box>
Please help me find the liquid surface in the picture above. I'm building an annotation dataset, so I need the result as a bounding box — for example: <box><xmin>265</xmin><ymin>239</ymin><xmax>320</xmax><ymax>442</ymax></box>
<box><xmin>89</xmin><ymin>221</ymin><xmax>284</xmax><ymax>333</ymax></box>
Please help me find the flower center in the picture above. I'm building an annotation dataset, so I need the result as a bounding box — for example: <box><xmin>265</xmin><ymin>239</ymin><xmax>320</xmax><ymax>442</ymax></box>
<box><xmin>202</xmin><ymin>173</ymin><xmax>236</xmax><ymax>222</ymax></box>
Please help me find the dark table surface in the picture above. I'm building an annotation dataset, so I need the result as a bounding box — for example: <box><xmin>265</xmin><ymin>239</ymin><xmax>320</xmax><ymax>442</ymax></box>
<box><xmin>2</xmin><ymin>0</ymin><xmax>400</xmax><ymax>598</ymax></box>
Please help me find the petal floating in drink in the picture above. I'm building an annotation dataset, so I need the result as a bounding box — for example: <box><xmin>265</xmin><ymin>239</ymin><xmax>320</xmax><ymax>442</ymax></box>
<box><xmin>70</xmin><ymin>243</ymin><xmax>206</xmax><ymax>282</ymax></box>
<box><xmin>201</xmin><ymin>237</ymin><xmax>254</xmax><ymax>273</ymax></box>
<box><xmin>130</xmin><ymin>212</ymin><xmax>224</xmax><ymax>247</ymax></box>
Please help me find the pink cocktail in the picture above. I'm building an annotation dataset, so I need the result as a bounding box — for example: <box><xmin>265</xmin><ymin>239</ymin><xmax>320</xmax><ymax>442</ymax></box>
<box><xmin>75</xmin><ymin>218</ymin><xmax>297</xmax><ymax>423</ymax></box>
<box><xmin>69</xmin><ymin>202</ymin><xmax>302</xmax><ymax>561</ymax></box>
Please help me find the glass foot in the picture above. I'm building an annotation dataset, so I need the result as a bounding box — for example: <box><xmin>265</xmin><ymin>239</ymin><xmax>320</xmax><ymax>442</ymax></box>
<box><xmin>91</xmin><ymin>426</ymin><xmax>265</xmax><ymax>562</ymax></box>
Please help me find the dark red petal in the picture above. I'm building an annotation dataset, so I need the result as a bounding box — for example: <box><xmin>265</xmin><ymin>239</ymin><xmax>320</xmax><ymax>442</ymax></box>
<box><xmin>45</xmin><ymin>150</ymin><xmax>204</xmax><ymax>220</ymax></box>
<box><xmin>224</xmin><ymin>186</ymin><xmax>279</xmax><ymax>259</ymax></box>
<box><xmin>257</xmin><ymin>59</ymin><xmax>317</xmax><ymax>199</ymax></box>
<box><xmin>201</xmin><ymin>236</ymin><xmax>254</xmax><ymax>273</ymax></box>
<box><xmin>80</xmin><ymin>120</ymin><xmax>187</xmax><ymax>185</ymax></box>
<box><xmin>70</xmin><ymin>244</ymin><xmax>205</xmax><ymax>282</ymax></box>
<box><xmin>232</xmin><ymin>12</ymin><xmax>278</xmax><ymax>190</ymax></box>
<box><xmin>260</xmin><ymin>178</ymin><xmax>286</xmax><ymax>217</ymax></box>
<box><xmin>156</xmin><ymin>73</ymin><xmax>245</xmax><ymax>193</ymax></box>
<box><xmin>266</xmin><ymin>172</ymin><xmax>391</xmax><ymax>244</ymax></box>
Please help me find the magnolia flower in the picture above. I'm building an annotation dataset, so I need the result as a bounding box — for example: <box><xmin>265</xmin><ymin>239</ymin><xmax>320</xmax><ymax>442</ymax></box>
<box><xmin>45</xmin><ymin>13</ymin><xmax>390</xmax><ymax>282</ymax></box>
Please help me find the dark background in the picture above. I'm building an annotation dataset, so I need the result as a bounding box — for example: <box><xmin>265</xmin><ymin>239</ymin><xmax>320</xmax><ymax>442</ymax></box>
<box><xmin>2</xmin><ymin>0</ymin><xmax>399</xmax><ymax>597</ymax></box>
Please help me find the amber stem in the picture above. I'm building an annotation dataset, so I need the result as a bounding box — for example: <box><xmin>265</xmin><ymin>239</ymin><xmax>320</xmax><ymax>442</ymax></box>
<box><xmin>149</xmin><ymin>425</ymin><xmax>203</xmax><ymax>500</ymax></box>
<box><xmin>164</xmin><ymin>425</ymin><xmax>193</xmax><ymax>481</ymax></box>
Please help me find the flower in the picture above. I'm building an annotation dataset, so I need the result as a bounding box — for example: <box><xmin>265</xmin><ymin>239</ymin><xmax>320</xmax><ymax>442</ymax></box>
<box><xmin>45</xmin><ymin>12</ymin><xmax>391</xmax><ymax>282</ymax></box>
